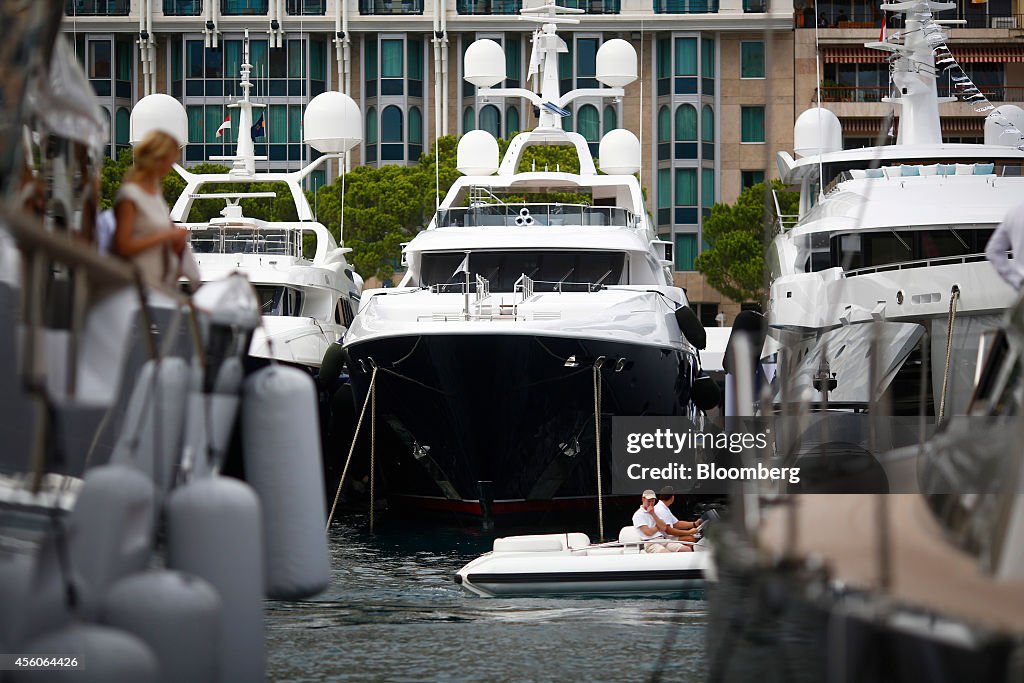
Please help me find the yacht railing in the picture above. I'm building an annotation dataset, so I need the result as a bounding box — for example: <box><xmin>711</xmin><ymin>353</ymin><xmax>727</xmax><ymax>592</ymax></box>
<box><xmin>823</xmin><ymin>164</ymin><xmax>1022</xmax><ymax>196</ymax></box>
<box><xmin>435</xmin><ymin>203</ymin><xmax>640</xmax><ymax>229</ymax></box>
<box><xmin>185</xmin><ymin>225</ymin><xmax>304</xmax><ymax>258</ymax></box>
<box><xmin>845</xmin><ymin>252</ymin><xmax>997</xmax><ymax>277</ymax></box>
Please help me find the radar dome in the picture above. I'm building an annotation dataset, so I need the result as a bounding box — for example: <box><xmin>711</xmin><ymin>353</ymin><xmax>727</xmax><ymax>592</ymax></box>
<box><xmin>464</xmin><ymin>40</ymin><xmax>506</xmax><ymax>88</ymax></box>
<box><xmin>457</xmin><ymin>131</ymin><xmax>499</xmax><ymax>176</ymax></box>
<box><xmin>985</xmin><ymin>105</ymin><xmax>1024</xmax><ymax>147</ymax></box>
<box><xmin>598</xmin><ymin>129</ymin><xmax>641</xmax><ymax>175</ymax></box>
<box><xmin>596</xmin><ymin>39</ymin><xmax>637</xmax><ymax>87</ymax></box>
<box><xmin>130</xmin><ymin>94</ymin><xmax>187</xmax><ymax>147</ymax></box>
<box><xmin>304</xmin><ymin>91</ymin><xmax>362</xmax><ymax>153</ymax></box>
<box><xmin>793</xmin><ymin>107</ymin><xmax>842</xmax><ymax>158</ymax></box>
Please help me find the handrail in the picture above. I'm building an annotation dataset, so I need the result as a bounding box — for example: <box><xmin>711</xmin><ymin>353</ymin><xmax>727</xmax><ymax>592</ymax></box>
<box><xmin>844</xmin><ymin>251</ymin><xmax>993</xmax><ymax>277</ymax></box>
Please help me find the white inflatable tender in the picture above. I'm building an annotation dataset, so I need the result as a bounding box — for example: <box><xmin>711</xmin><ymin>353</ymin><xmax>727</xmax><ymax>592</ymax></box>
<box><xmin>455</xmin><ymin>527</ymin><xmax>710</xmax><ymax>598</ymax></box>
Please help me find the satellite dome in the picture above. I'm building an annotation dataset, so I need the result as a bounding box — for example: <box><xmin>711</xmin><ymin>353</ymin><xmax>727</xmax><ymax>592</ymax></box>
<box><xmin>457</xmin><ymin>131</ymin><xmax>499</xmax><ymax>176</ymax></box>
<box><xmin>464</xmin><ymin>40</ymin><xmax>506</xmax><ymax>88</ymax></box>
<box><xmin>130</xmin><ymin>94</ymin><xmax>188</xmax><ymax>147</ymax></box>
<box><xmin>793</xmin><ymin>108</ymin><xmax>842</xmax><ymax>158</ymax></box>
<box><xmin>304</xmin><ymin>91</ymin><xmax>362</xmax><ymax>153</ymax></box>
<box><xmin>985</xmin><ymin>105</ymin><xmax>1024</xmax><ymax>147</ymax></box>
<box><xmin>598</xmin><ymin>129</ymin><xmax>641</xmax><ymax>175</ymax></box>
<box><xmin>596</xmin><ymin>39</ymin><xmax>638</xmax><ymax>87</ymax></box>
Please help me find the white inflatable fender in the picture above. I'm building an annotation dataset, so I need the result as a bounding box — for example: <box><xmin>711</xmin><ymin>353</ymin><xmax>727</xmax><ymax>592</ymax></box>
<box><xmin>166</xmin><ymin>476</ymin><xmax>265</xmax><ymax>682</ymax></box>
<box><xmin>101</xmin><ymin>570</ymin><xmax>221</xmax><ymax>683</ymax></box>
<box><xmin>11</xmin><ymin>623</ymin><xmax>158</xmax><ymax>683</ymax></box>
<box><xmin>242</xmin><ymin>365</ymin><xmax>330</xmax><ymax>600</ymax></box>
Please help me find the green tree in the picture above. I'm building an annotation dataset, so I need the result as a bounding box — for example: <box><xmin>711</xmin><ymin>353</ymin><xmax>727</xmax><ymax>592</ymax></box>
<box><xmin>694</xmin><ymin>180</ymin><xmax>798</xmax><ymax>304</ymax></box>
<box><xmin>99</xmin><ymin>148</ymin><xmax>184</xmax><ymax>210</ymax></box>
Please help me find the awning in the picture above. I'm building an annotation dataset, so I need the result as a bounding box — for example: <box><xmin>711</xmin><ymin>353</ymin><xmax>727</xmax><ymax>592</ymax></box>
<box><xmin>839</xmin><ymin>117</ymin><xmax>983</xmax><ymax>136</ymax></box>
<box><xmin>775</xmin><ymin>322</ymin><xmax>926</xmax><ymax>405</ymax></box>
<box><xmin>822</xmin><ymin>45</ymin><xmax>1024</xmax><ymax>64</ymax></box>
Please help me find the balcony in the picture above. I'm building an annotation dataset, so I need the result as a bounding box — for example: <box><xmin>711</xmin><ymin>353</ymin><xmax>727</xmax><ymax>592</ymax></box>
<box><xmin>286</xmin><ymin>0</ymin><xmax>325</xmax><ymax>12</ymax></box>
<box><xmin>653</xmin><ymin>0</ymin><xmax>719</xmax><ymax>14</ymax></box>
<box><xmin>359</xmin><ymin>0</ymin><xmax>424</xmax><ymax>14</ymax></box>
<box><xmin>558</xmin><ymin>0</ymin><xmax>621</xmax><ymax>13</ymax></box>
<box><xmin>819</xmin><ymin>85</ymin><xmax>1024</xmax><ymax>103</ymax></box>
<box><xmin>797</xmin><ymin>7</ymin><xmax>1024</xmax><ymax>28</ymax></box>
<box><xmin>163</xmin><ymin>0</ymin><xmax>202</xmax><ymax>14</ymax></box>
<box><xmin>456</xmin><ymin>0</ymin><xmax>522</xmax><ymax>14</ymax></box>
<box><xmin>221</xmin><ymin>0</ymin><xmax>269</xmax><ymax>14</ymax></box>
<box><xmin>65</xmin><ymin>0</ymin><xmax>130</xmax><ymax>15</ymax></box>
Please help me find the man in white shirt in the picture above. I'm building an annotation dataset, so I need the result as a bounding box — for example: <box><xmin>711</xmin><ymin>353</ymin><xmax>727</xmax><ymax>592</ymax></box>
<box><xmin>632</xmin><ymin>490</ymin><xmax>691</xmax><ymax>553</ymax></box>
<box><xmin>654</xmin><ymin>486</ymin><xmax>702</xmax><ymax>542</ymax></box>
<box><xmin>985</xmin><ymin>201</ymin><xmax>1024</xmax><ymax>289</ymax></box>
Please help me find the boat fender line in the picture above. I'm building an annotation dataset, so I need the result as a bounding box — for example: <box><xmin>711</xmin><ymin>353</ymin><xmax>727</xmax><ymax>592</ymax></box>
<box><xmin>675</xmin><ymin>305</ymin><xmax>707</xmax><ymax>350</ymax></box>
<box><xmin>166</xmin><ymin>476</ymin><xmax>265</xmax><ymax>682</ymax></box>
<box><xmin>938</xmin><ymin>285</ymin><xmax>960</xmax><ymax>423</ymax></box>
<box><xmin>13</xmin><ymin>624</ymin><xmax>158</xmax><ymax>683</ymax></box>
<box><xmin>242</xmin><ymin>365</ymin><xmax>330</xmax><ymax>599</ymax></box>
<box><xmin>326</xmin><ymin>364</ymin><xmax>379</xmax><ymax>530</ymax></box>
<box><xmin>594</xmin><ymin>358</ymin><xmax>605</xmax><ymax>543</ymax></box>
<box><xmin>692</xmin><ymin>373</ymin><xmax>721</xmax><ymax>412</ymax></box>
<box><xmin>101</xmin><ymin>570</ymin><xmax>221</xmax><ymax>683</ymax></box>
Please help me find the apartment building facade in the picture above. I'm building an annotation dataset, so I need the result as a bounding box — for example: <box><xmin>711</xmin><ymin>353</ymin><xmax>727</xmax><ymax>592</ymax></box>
<box><xmin>63</xmin><ymin>0</ymin><xmax>796</xmax><ymax>323</ymax></box>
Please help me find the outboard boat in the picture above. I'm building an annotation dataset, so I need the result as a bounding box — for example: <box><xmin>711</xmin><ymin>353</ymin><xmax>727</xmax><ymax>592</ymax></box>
<box><xmin>455</xmin><ymin>527</ymin><xmax>710</xmax><ymax>598</ymax></box>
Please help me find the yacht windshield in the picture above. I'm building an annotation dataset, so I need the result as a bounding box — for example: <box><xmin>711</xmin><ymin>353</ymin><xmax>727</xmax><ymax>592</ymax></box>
<box><xmin>419</xmin><ymin>251</ymin><xmax>626</xmax><ymax>292</ymax></box>
<box><xmin>253</xmin><ymin>285</ymin><xmax>304</xmax><ymax>316</ymax></box>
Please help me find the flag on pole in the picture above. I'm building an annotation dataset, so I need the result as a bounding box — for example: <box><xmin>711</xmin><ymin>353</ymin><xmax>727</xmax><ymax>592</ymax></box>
<box><xmin>879</xmin><ymin>14</ymin><xmax>886</xmax><ymax>42</ymax></box>
<box><xmin>215</xmin><ymin>115</ymin><xmax>231</xmax><ymax>137</ymax></box>
<box><xmin>251</xmin><ymin>115</ymin><xmax>266</xmax><ymax>139</ymax></box>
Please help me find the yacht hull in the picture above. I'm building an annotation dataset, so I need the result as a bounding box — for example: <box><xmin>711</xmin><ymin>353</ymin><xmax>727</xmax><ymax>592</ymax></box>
<box><xmin>345</xmin><ymin>332</ymin><xmax>694</xmax><ymax>518</ymax></box>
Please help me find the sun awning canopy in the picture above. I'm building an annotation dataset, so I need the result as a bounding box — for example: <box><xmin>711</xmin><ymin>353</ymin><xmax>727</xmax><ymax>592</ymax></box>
<box><xmin>822</xmin><ymin>45</ymin><xmax>1024</xmax><ymax>64</ymax></box>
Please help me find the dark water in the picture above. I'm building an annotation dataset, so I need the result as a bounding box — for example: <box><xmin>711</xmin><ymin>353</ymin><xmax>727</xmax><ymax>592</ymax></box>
<box><xmin>266</xmin><ymin>517</ymin><xmax>708</xmax><ymax>682</ymax></box>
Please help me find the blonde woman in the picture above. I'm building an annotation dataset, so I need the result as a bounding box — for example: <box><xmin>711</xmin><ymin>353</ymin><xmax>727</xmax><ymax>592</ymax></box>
<box><xmin>114</xmin><ymin>130</ymin><xmax>194</xmax><ymax>289</ymax></box>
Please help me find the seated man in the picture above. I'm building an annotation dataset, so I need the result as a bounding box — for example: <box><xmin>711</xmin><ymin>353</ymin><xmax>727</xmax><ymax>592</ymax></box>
<box><xmin>655</xmin><ymin>486</ymin><xmax>702</xmax><ymax>542</ymax></box>
<box><xmin>632</xmin><ymin>490</ymin><xmax>692</xmax><ymax>553</ymax></box>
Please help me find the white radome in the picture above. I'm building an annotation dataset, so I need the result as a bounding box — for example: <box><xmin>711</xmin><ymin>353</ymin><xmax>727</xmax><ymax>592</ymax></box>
<box><xmin>793</xmin><ymin>107</ymin><xmax>843</xmax><ymax>158</ymax></box>
<box><xmin>598</xmin><ymin>129</ymin><xmax>641</xmax><ymax>175</ymax></box>
<box><xmin>596</xmin><ymin>39</ymin><xmax>638</xmax><ymax>87</ymax></box>
<box><xmin>304</xmin><ymin>91</ymin><xmax>363</xmax><ymax>153</ymax></box>
<box><xmin>130</xmin><ymin>93</ymin><xmax>188</xmax><ymax>147</ymax></box>
<box><xmin>457</xmin><ymin>130</ymin><xmax>500</xmax><ymax>176</ymax></box>
<box><xmin>464</xmin><ymin>39</ymin><xmax>506</xmax><ymax>88</ymax></box>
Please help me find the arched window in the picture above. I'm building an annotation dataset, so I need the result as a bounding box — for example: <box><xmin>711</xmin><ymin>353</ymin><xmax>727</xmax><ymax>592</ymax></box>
<box><xmin>115</xmin><ymin>107</ymin><xmax>130</xmax><ymax>146</ymax></box>
<box><xmin>675</xmin><ymin>104</ymin><xmax>697</xmax><ymax>141</ymax></box>
<box><xmin>382</xmin><ymin>105</ymin><xmax>403</xmax><ymax>142</ymax></box>
<box><xmin>702</xmin><ymin>105</ymin><xmax>714</xmax><ymax>142</ymax></box>
<box><xmin>506</xmin><ymin>106</ymin><xmax>520</xmax><ymax>138</ymax></box>
<box><xmin>603</xmin><ymin>105</ymin><xmax>617</xmax><ymax>135</ymax></box>
<box><xmin>463</xmin><ymin>106</ymin><xmax>475</xmax><ymax>134</ymax></box>
<box><xmin>366</xmin><ymin>107</ymin><xmax>377</xmax><ymax>144</ymax></box>
<box><xmin>409</xmin><ymin>106</ymin><xmax>423</xmax><ymax>144</ymax></box>
<box><xmin>480</xmin><ymin>105</ymin><xmax>501</xmax><ymax>137</ymax></box>
<box><xmin>577</xmin><ymin>104</ymin><xmax>599</xmax><ymax>141</ymax></box>
<box><xmin>657</xmin><ymin>106</ymin><xmax>670</xmax><ymax>143</ymax></box>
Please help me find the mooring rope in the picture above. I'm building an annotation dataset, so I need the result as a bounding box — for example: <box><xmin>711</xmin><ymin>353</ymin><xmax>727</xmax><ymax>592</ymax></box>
<box><xmin>370</xmin><ymin>365</ymin><xmax>377</xmax><ymax>534</ymax></box>
<box><xmin>938</xmin><ymin>285</ymin><xmax>960</xmax><ymax>423</ymax></box>
<box><xmin>593</xmin><ymin>358</ymin><xmax>605</xmax><ymax>542</ymax></box>
<box><xmin>326</xmin><ymin>365</ymin><xmax>378</xmax><ymax>531</ymax></box>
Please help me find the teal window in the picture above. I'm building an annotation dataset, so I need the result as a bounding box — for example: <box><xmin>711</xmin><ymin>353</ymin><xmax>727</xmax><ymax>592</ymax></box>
<box><xmin>204</xmin><ymin>105</ymin><xmax>224</xmax><ymax>142</ymax></box>
<box><xmin>225</xmin><ymin>40</ymin><xmax>243</xmax><ymax>78</ymax></box>
<box><xmin>577</xmin><ymin>104</ymin><xmax>599</xmax><ymax>141</ymax></box>
<box><xmin>409</xmin><ymin>107</ymin><xmax>423</xmax><ymax>144</ymax></box>
<box><xmin>701</xmin><ymin>168</ymin><xmax>715</xmax><ymax>208</ymax></box>
<box><xmin>382</xmin><ymin>106</ymin><xmax>403</xmax><ymax>142</ymax></box>
<box><xmin>268</xmin><ymin>104</ymin><xmax>288</xmax><ymax>144</ymax></box>
<box><xmin>185</xmin><ymin>40</ymin><xmax>203</xmax><ymax>78</ymax></box>
<box><xmin>365</xmin><ymin>40</ymin><xmax>377</xmax><ymax>80</ymax></box>
<box><xmin>288</xmin><ymin>40</ymin><xmax>304</xmax><ymax>79</ymax></box>
<box><xmin>657</xmin><ymin>38</ymin><xmax>671</xmax><ymax>79</ymax></box>
<box><xmin>577</xmin><ymin>38</ymin><xmax>598</xmax><ymax>79</ymax></box>
<box><xmin>222</xmin><ymin>0</ymin><xmax>269</xmax><ymax>14</ymax></box>
<box><xmin>115</xmin><ymin>107</ymin><xmax>130</xmax><ymax>146</ymax></box>
<box><xmin>675</xmin><ymin>38</ymin><xmax>697</xmax><ymax>76</ymax></box>
<box><xmin>249</xmin><ymin>40</ymin><xmax>268</xmax><ymax>77</ymax></box>
<box><xmin>480</xmin><ymin>105</ymin><xmax>501</xmax><ymax>137</ymax></box>
<box><xmin>741</xmin><ymin>106</ymin><xmax>765</xmax><ymax>143</ymax></box>
<box><xmin>507</xmin><ymin>106</ymin><xmax>520</xmax><ymax>137</ymax></box>
<box><xmin>675</xmin><ymin>168</ymin><xmax>697</xmax><ymax>206</ymax></box>
<box><xmin>505</xmin><ymin>37</ymin><xmax>521</xmax><ymax>84</ymax></box>
<box><xmin>675</xmin><ymin>234</ymin><xmax>698</xmax><ymax>271</ymax></box>
<box><xmin>675</xmin><ymin>104</ymin><xmax>697</xmax><ymax>141</ymax></box>
<box><xmin>658</xmin><ymin>106</ymin><xmax>671</xmax><ymax>143</ymax></box>
<box><xmin>741</xmin><ymin>170</ymin><xmax>765</xmax><ymax>189</ymax></box>
<box><xmin>289</xmin><ymin>105</ymin><xmax>302</xmax><ymax>143</ymax></box>
<box><xmin>658</xmin><ymin>169</ymin><xmax>671</xmax><ymax>209</ymax></box>
<box><xmin>463</xmin><ymin>106</ymin><xmax>475</xmax><ymax>133</ymax></box>
<box><xmin>187</xmin><ymin>105</ymin><xmax>203</xmax><ymax>143</ymax></box>
<box><xmin>381</xmin><ymin>40</ymin><xmax>403</xmax><ymax>78</ymax></box>
<box><xmin>740</xmin><ymin>41</ymin><xmax>764</xmax><ymax>79</ymax></box>
<box><xmin>701</xmin><ymin>38</ymin><xmax>715</xmax><ymax>78</ymax></box>
<box><xmin>366</xmin><ymin>107</ymin><xmax>377</xmax><ymax>144</ymax></box>
<box><xmin>603</xmin><ymin>105</ymin><xmax>617</xmax><ymax>135</ymax></box>
<box><xmin>115</xmin><ymin>40</ymin><xmax>132</xmax><ymax>81</ymax></box>
<box><xmin>559</xmin><ymin>50</ymin><xmax>573</xmax><ymax>80</ymax></box>
<box><xmin>701</xmin><ymin>105</ymin><xmax>714</xmax><ymax>142</ymax></box>
<box><xmin>408</xmin><ymin>39</ymin><xmax>423</xmax><ymax>80</ymax></box>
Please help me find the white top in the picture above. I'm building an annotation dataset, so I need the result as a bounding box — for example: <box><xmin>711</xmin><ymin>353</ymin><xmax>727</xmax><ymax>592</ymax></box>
<box><xmin>115</xmin><ymin>182</ymin><xmax>174</xmax><ymax>287</ymax></box>
<box><xmin>986</xmin><ymin>200</ymin><xmax>1024</xmax><ymax>290</ymax></box>
<box><xmin>631</xmin><ymin>507</ymin><xmax>666</xmax><ymax>540</ymax></box>
<box><xmin>654</xmin><ymin>500</ymin><xmax>679</xmax><ymax>527</ymax></box>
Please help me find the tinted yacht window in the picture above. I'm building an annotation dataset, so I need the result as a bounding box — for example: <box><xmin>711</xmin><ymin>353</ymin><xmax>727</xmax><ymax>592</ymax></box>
<box><xmin>419</xmin><ymin>251</ymin><xmax>626</xmax><ymax>291</ymax></box>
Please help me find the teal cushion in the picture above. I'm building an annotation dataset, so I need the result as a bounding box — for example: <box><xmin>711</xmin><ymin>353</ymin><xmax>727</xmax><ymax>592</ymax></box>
<box><xmin>901</xmin><ymin>165</ymin><xmax>920</xmax><ymax>176</ymax></box>
<box><xmin>974</xmin><ymin>163</ymin><xmax>995</xmax><ymax>175</ymax></box>
<box><xmin>865</xmin><ymin>168</ymin><xmax>884</xmax><ymax>178</ymax></box>
<box><xmin>937</xmin><ymin>164</ymin><xmax>955</xmax><ymax>176</ymax></box>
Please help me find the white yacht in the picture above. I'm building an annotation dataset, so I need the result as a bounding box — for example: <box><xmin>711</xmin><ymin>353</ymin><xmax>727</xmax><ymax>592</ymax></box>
<box><xmin>343</xmin><ymin>3</ymin><xmax>715</xmax><ymax>520</ymax></box>
<box><xmin>164</xmin><ymin>35</ymin><xmax>363</xmax><ymax>370</ymax></box>
<box><xmin>767</xmin><ymin>0</ymin><xmax>1024</xmax><ymax>416</ymax></box>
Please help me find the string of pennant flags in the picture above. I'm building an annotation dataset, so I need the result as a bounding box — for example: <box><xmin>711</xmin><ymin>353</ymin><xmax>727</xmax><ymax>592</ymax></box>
<box><xmin>880</xmin><ymin>0</ymin><xmax>1024</xmax><ymax>149</ymax></box>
